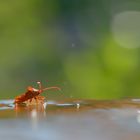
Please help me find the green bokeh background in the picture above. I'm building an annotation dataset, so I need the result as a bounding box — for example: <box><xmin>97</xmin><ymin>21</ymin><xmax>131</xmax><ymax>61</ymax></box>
<box><xmin>0</xmin><ymin>0</ymin><xmax>140</xmax><ymax>99</ymax></box>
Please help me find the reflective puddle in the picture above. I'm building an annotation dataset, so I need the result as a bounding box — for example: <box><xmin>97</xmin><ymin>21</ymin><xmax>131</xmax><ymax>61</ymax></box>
<box><xmin>1</xmin><ymin>99</ymin><xmax>140</xmax><ymax>140</ymax></box>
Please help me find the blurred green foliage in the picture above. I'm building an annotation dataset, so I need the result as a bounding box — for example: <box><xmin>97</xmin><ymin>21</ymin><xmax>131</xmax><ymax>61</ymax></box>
<box><xmin>0</xmin><ymin>0</ymin><xmax>140</xmax><ymax>99</ymax></box>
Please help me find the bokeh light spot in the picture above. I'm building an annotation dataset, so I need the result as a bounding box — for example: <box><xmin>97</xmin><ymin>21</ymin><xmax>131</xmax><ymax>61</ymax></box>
<box><xmin>111</xmin><ymin>11</ymin><xmax>140</xmax><ymax>48</ymax></box>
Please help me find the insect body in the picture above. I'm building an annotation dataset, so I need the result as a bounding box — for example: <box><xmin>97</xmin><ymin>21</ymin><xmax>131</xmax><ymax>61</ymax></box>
<box><xmin>14</xmin><ymin>82</ymin><xmax>60</xmax><ymax>104</ymax></box>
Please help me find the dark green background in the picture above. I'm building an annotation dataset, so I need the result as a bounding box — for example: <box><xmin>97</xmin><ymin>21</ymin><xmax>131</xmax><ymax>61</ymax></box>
<box><xmin>0</xmin><ymin>0</ymin><xmax>140</xmax><ymax>99</ymax></box>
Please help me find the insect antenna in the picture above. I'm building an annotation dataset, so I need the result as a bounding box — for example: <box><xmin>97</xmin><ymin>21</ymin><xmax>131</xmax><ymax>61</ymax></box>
<box><xmin>37</xmin><ymin>81</ymin><xmax>42</xmax><ymax>90</ymax></box>
<box><xmin>42</xmin><ymin>86</ymin><xmax>61</xmax><ymax>91</ymax></box>
<box><xmin>37</xmin><ymin>81</ymin><xmax>61</xmax><ymax>93</ymax></box>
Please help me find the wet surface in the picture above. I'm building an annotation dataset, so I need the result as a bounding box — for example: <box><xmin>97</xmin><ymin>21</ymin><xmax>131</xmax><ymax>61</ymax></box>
<box><xmin>1</xmin><ymin>99</ymin><xmax>140</xmax><ymax>140</ymax></box>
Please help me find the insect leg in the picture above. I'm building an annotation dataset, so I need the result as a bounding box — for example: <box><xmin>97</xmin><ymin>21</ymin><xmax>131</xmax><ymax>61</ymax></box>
<box><xmin>34</xmin><ymin>97</ymin><xmax>38</xmax><ymax>104</ymax></box>
<box><xmin>29</xmin><ymin>99</ymin><xmax>32</xmax><ymax>102</ymax></box>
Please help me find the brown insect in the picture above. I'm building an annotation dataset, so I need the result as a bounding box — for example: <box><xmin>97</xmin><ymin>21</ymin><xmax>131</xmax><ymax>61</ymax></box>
<box><xmin>14</xmin><ymin>81</ymin><xmax>61</xmax><ymax>104</ymax></box>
